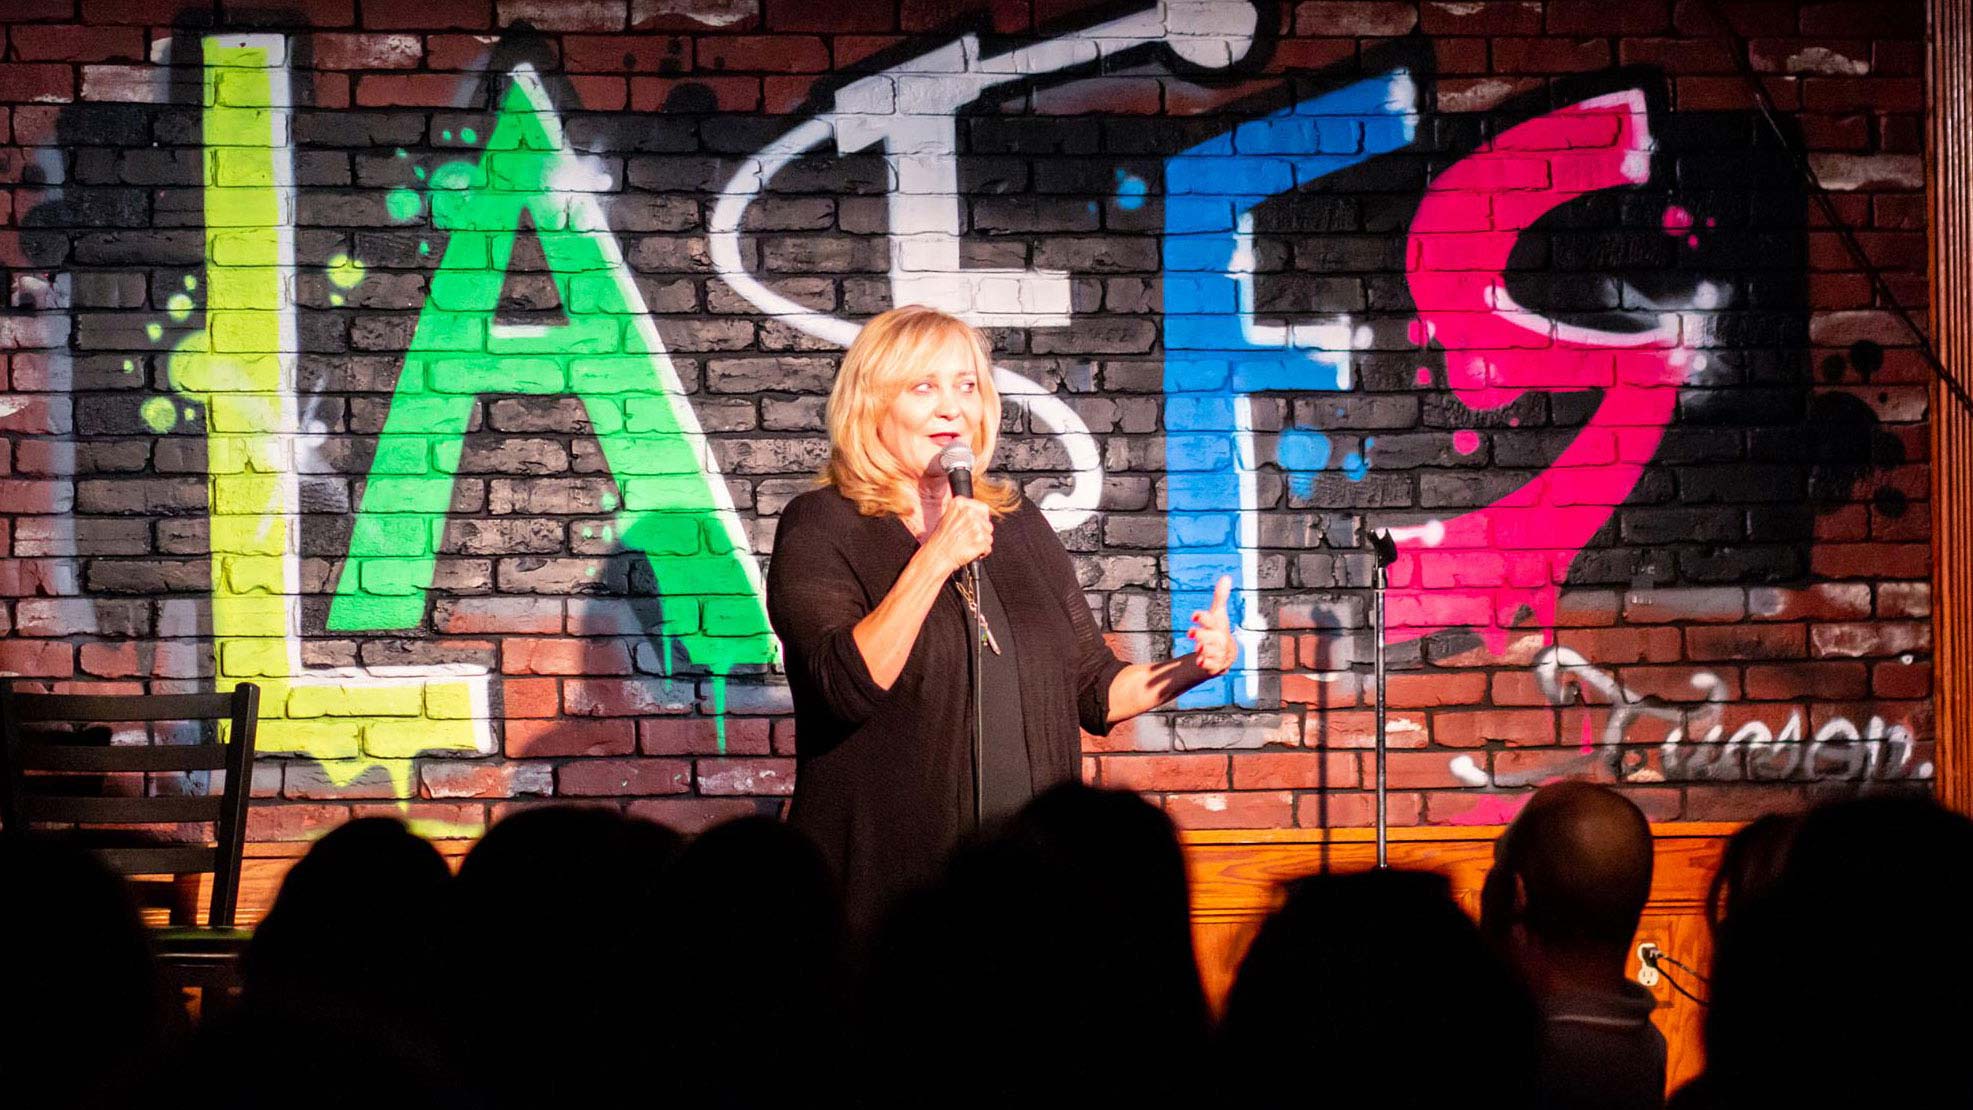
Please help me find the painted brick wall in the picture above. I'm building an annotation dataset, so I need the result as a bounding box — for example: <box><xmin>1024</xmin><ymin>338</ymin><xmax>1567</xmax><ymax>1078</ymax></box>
<box><xmin>0</xmin><ymin>0</ymin><xmax>1932</xmax><ymax>840</ymax></box>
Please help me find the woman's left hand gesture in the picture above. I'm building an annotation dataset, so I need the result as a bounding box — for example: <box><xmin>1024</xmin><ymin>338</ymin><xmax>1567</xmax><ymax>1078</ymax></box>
<box><xmin>1186</xmin><ymin>574</ymin><xmax>1239</xmax><ymax>676</ymax></box>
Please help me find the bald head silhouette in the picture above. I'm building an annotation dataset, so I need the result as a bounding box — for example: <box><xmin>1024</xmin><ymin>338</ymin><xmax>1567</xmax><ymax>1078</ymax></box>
<box><xmin>1487</xmin><ymin>782</ymin><xmax>1654</xmax><ymax>959</ymax></box>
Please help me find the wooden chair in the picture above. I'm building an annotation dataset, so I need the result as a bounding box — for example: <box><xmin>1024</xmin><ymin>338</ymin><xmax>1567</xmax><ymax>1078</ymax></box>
<box><xmin>0</xmin><ymin>682</ymin><xmax>262</xmax><ymax>1012</ymax></box>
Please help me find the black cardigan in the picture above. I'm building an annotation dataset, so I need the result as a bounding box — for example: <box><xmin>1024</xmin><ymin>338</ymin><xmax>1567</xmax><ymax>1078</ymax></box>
<box><xmin>766</xmin><ymin>486</ymin><xmax>1128</xmax><ymax>932</ymax></box>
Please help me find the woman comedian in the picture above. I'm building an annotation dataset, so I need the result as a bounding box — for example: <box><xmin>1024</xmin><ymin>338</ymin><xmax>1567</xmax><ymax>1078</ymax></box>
<box><xmin>766</xmin><ymin>305</ymin><xmax>1239</xmax><ymax>931</ymax></box>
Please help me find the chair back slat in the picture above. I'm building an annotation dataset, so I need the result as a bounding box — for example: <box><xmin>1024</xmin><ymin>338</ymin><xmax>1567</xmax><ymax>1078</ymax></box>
<box><xmin>18</xmin><ymin>794</ymin><xmax>224</xmax><ymax>824</ymax></box>
<box><xmin>1</xmin><ymin>681</ymin><xmax>261</xmax><ymax>928</ymax></box>
<box><xmin>13</xmin><ymin>743</ymin><xmax>230</xmax><ymax>773</ymax></box>
<box><xmin>96</xmin><ymin>845</ymin><xmax>221</xmax><ymax>875</ymax></box>
<box><xmin>9</xmin><ymin>692</ymin><xmax>239</xmax><ymax>724</ymax></box>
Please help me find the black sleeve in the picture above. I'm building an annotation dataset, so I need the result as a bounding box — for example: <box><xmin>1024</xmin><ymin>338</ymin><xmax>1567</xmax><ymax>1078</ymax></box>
<box><xmin>766</xmin><ymin>497</ymin><xmax>891</xmax><ymax>729</ymax></box>
<box><xmin>1022</xmin><ymin>503</ymin><xmax>1129</xmax><ymax>736</ymax></box>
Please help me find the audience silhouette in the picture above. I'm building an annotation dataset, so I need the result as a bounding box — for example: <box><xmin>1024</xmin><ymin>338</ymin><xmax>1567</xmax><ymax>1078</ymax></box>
<box><xmin>15</xmin><ymin>778</ymin><xmax>1972</xmax><ymax>1110</ymax></box>
<box><xmin>1220</xmin><ymin>867</ymin><xmax>1540</xmax><ymax>1109</ymax></box>
<box><xmin>1682</xmin><ymin>793</ymin><xmax>1972</xmax><ymax>1110</ymax></box>
<box><xmin>863</xmin><ymin>782</ymin><xmax>1210</xmax><ymax>1109</ymax></box>
<box><xmin>1481</xmin><ymin>782</ymin><xmax>1665</xmax><ymax>1110</ymax></box>
<box><xmin>0</xmin><ymin>836</ymin><xmax>173</xmax><ymax>1110</ymax></box>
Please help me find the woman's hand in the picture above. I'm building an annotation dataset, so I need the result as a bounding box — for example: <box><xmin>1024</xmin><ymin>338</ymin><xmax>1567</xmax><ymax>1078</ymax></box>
<box><xmin>918</xmin><ymin>496</ymin><xmax>993</xmax><ymax>577</ymax></box>
<box><xmin>1185</xmin><ymin>574</ymin><xmax>1238</xmax><ymax>676</ymax></box>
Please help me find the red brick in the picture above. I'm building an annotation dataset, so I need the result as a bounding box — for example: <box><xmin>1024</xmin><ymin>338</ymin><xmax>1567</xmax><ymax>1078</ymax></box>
<box><xmin>0</xmin><ymin>639</ymin><xmax>72</xmax><ymax>676</ymax></box>
<box><xmin>425</xmin><ymin>33</ymin><xmax>543</xmax><ymax>70</ymax></box>
<box><xmin>1743</xmin><ymin>662</ymin><xmax>1869</xmax><ymax>700</ymax></box>
<box><xmin>1432</xmin><ymin>709</ymin><xmax>1557</xmax><ymax>747</ymax></box>
<box><xmin>772</xmin><ymin>718</ymin><xmax>797</xmax><ymax>756</ymax></box>
<box><xmin>639</xmin><ymin>716</ymin><xmax>770</xmax><ymax>755</ymax></box>
<box><xmin>1747</xmin><ymin>37</ymin><xmax>1870</xmax><ymax>74</ymax></box>
<box><xmin>1381</xmin><ymin>751</ymin><xmax>1471</xmax><ymax>789</ymax></box>
<box><xmin>1814</xmin><ymin>542</ymin><xmax>1928</xmax><ymax>579</ymax></box>
<box><xmin>1672</xmin><ymin>0</ymin><xmax>1798</xmax><ymax>36</ymax></box>
<box><xmin>626</xmin><ymin>796</ymin><xmax>765</xmax><ymax>833</ymax></box>
<box><xmin>501</xmin><ymin>637</ymin><xmax>633</xmax><ymax>675</ymax></box>
<box><xmin>1296</xmin><ymin>791</ymin><xmax>1422</xmax><ymax>829</ymax></box>
<box><xmin>563</xmin><ymin>33</ymin><xmax>685</xmax><ymax>72</ymax></box>
<box><xmin>696</xmin><ymin>35</ymin><xmax>829</xmax><ymax>72</ymax></box>
<box><xmin>1676</xmin><ymin>75</ymin><xmax>1799</xmax><ymax>111</ymax></box>
<box><xmin>1810</xmin><ymin>620</ymin><xmax>1931</xmax><ymax>658</ymax></box>
<box><xmin>1623</xmin><ymin>587</ymin><xmax>1747</xmax><ymax>623</ymax></box>
<box><xmin>79</xmin><ymin>0</ymin><xmax>185</xmax><ymax>23</ymax></box>
<box><xmin>1293</xmin><ymin>0</ymin><xmax>1416</xmax><ymax>34</ymax></box>
<box><xmin>247</xmin><ymin>803</ymin><xmax>349</xmax><ymax>842</ymax></box>
<box><xmin>311</xmin><ymin>32</ymin><xmax>423</xmax><ymax>70</ymax></box>
<box><xmin>1683</xmin><ymin>623</ymin><xmax>1807</xmax><ymax>661</ymax></box>
<box><xmin>697</xmin><ymin>757</ymin><xmax>796</xmax><ymax>796</ymax></box>
<box><xmin>1616</xmin><ymin>665</ymin><xmax>1743</xmax><ymax>703</ymax></box>
<box><xmin>497</xmin><ymin>0</ymin><xmax>626</xmax><ymax>30</ymax></box>
<box><xmin>1684</xmin><ymin>784</ymin><xmax>1808</xmax><ymax>822</ymax></box>
<box><xmin>0</xmin><ymin>64</ymin><xmax>74</xmax><ymax>104</ymax></box>
<box><xmin>351</xmin><ymin>802</ymin><xmax>486</xmax><ymax>836</ymax></box>
<box><xmin>631</xmin><ymin>0</ymin><xmax>761</xmax><ymax>31</ymax></box>
<box><xmin>1164</xmin><ymin>791</ymin><xmax>1295</xmax><ymax>830</ymax></box>
<box><xmin>1494</xmin><ymin>747</ymin><xmax>1618</xmax><ymax>784</ymax></box>
<box><xmin>356</xmin><ymin>73</ymin><xmax>471</xmax><ymax>107</ymax></box>
<box><xmin>630</xmin><ymin>75</ymin><xmax>759</xmax><ymax>112</ymax></box>
<box><xmin>762</xmin><ymin>75</ymin><xmax>820</xmax><ymax>113</ymax></box>
<box><xmin>1490</xmin><ymin>37</ymin><xmax>1611</xmax><ymax>73</ymax></box>
<box><xmin>438</xmin><ymin>598</ymin><xmax>562</xmax><ymax>634</ymax></box>
<box><xmin>1420</xmin><ymin>0</ymin><xmax>1542</xmax><ymax>34</ymax></box>
<box><xmin>1872</xmin><ymin>660</ymin><xmax>1930</xmax><ymax>700</ymax></box>
<box><xmin>568</xmin><ymin>75</ymin><xmax>627</xmax><ymax>110</ymax></box>
<box><xmin>558</xmin><ymin>757</ymin><xmax>691</xmax><ymax>796</ymax></box>
<box><xmin>1877</xmin><ymin>582</ymin><xmax>1930</xmax><ymax>618</ymax></box>
<box><xmin>764</xmin><ymin>5</ymin><xmax>892</xmax><ymax>30</ymax></box>
<box><xmin>363</xmin><ymin>0</ymin><xmax>492</xmax><ymax>29</ymax></box>
<box><xmin>1555</xmin><ymin>627</ymin><xmax>1683</xmax><ymax>664</ymax></box>
<box><xmin>1746</xmin><ymin>583</ymin><xmax>1872</xmax><ymax>621</ymax></box>
<box><xmin>1099</xmin><ymin>753</ymin><xmax>1228</xmax><ymax>792</ymax></box>
<box><xmin>421</xmin><ymin>760</ymin><xmax>552</xmax><ymax>798</ymax></box>
<box><xmin>79</xmin><ymin>641</ymin><xmax>145</xmax><ymax>678</ymax></box>
<box><xmin>1545</xmin><ymin>0</ymin><xmax>1670</xmax><ymax>33</ymax></box>
<box><xmin>2</xmin><ymin>0</ymin><xmax>78</xmax><ymax>17</ymax></box>
<box><xmin>1304</xmin><ymin>710</ymin><xmax>1430</xmax><ymax>750</ymax></box>
<box><xmin>1798</xmin><ymin>0</ymin><xmax>1922</xmax><ymax>36</ymax></box>
<box><xmin>829</xmin><ymin>35</ymin><xmax>908</xmax><ymax>69</ymax></box>
<box><xmin>10</xmin><ymin>25</ymin><xmax>145</xmax><ymax>62</ymax></box>
<box><xmin>505</xmin><ymin>718</ymin><xmax>634</xmax><ymax>758</ymax></box>
<box><xmin>1423</xmin><ymin>790</ymin><xmax>1534</xmax><ymax>826</ymax></box>
<box><xmin>1385</xmin><ymin>671</ymin><xmax>1487</xmax><ymax>708</ymax></box>
<box><xmin>564</xmin><ymin>677</ymin><xmax>693</xmax><ymax>716</ymax></box>
<box><xmin>1279</xmin><ymin>670</ymin><xmax>1361</xmax><ymax>708</ymax></box>
<box><xmin>1229</xmin><ymin>751</ymin><xmax>1359</xmax><ymax>790</ymax></box>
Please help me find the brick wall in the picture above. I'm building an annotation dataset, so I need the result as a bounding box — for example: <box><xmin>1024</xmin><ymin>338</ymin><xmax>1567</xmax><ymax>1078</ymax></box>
<box><xmin>0</xmin><ymin>0</ymin><xmax>1932</xmax><ymax>840</ymax></box>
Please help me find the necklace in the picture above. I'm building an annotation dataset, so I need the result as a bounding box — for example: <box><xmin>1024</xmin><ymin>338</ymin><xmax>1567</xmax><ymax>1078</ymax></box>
<box><xmin>952</xmin><ymin>575</ymin><xmax>1003</xmax><ymax>655</ymax></box>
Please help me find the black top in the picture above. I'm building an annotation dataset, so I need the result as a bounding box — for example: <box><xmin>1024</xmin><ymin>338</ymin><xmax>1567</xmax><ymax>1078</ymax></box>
<box><xmin>971</xmin><ymin>568</ymin><xmax>1030</xmax><ymax>828</ymax></box>
<box><xmin>766</xmin><ymin>487</ymin><xmax>1128</xmax><ymax>934</ymax></box>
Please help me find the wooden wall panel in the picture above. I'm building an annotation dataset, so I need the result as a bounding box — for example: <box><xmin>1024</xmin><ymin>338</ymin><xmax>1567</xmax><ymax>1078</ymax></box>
<box><xmin>1932</xmin><ymin>0</ymin><xmax>1973</xmax><ymax>815</ymax></box>
<box><xmin>1183</xmin><ymin>824</ymin><xmax>1735</xmax><ymax>1095</ymax></box>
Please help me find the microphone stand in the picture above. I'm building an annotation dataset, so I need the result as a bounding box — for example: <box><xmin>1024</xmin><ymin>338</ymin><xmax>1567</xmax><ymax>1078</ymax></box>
<box><xmin>1369</xmin><ymin>530</ymin><xmax>1398</xmax><ymax>869</ymax></box>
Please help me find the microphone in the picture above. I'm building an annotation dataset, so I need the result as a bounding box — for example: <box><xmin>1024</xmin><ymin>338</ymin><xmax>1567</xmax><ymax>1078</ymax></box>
<box><xmin>939</xmin><ymin>441</ymin><xmax>975</xmax><ymax>499</ymax></box>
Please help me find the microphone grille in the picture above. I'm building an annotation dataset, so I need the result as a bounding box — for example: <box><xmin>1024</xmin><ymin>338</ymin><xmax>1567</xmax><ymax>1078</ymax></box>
<box><xmin>939</xmin><ymin>442</ymin><xmax>976</xmax><ymax>473</ymax></box>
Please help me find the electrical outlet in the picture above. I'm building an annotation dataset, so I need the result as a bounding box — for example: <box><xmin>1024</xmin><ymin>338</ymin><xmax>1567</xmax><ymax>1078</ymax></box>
<box><xmin>1636</xmin><ymin>942</ymin><xmax>1662</xmax><ymax>988</ymax></box>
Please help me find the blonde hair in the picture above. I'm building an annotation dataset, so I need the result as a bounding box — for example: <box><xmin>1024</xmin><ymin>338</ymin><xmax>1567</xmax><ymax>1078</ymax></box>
<box><xmin>822</xmin><ymin>305</ymin><xmax>1020</xmax><ymax>519</ymax></box>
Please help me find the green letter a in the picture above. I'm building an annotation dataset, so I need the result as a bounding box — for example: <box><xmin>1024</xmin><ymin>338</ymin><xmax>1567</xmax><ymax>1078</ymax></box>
<box><xmin>328</xmin><ymin>67</ymin><xmax>774</xmax><ymax>678</ymax></box>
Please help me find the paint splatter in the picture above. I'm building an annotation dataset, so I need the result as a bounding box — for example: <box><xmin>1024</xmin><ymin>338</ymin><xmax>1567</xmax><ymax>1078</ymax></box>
<box><xmin>1452</xmin><ymin>429</ymin><xmax>1480</xmax><ymax>454</ymax></box>
<box><xmin>145</xmin><ymin>323</ymin><xmax>163</xmax><ymax>342</ymax></box>
<box><xmin>1661</xmin><ymin>205</ymin><xmax>1692</xmax><ymax>234</ymax></box>
<box><xmin>326</xmin><ymin>252</ymin><xmax>366</xmax><ymax>290</ymax></box>
<box><xmin>461</xmin><ymin>127</ymin><xmax>478</xmax><ymax>144</ymax></box>
<box><xmin>386</xmin><ymin>188</ymin><xmax>421</xmax><ymax>221</ymax></box>
<box><xmin>1415</xmin><ymin>366</ymin><xmax>1432</xmax><ymax>385</ymax></box>
<box><xmin>1277</xmin><ymin>427</ymin><xmax>1332</xmax><ymax>497</ymax></box>
<box><xmin>140</xmin><ymin>396</ymin><xmax>179</xmax><ymax>432</ymax></box>
<box><xmin>1114</xmin><ymin>168</ymin><xmax>1147</xmax><ymax>210</ymax></box>
<box><xmin>1342</xmin><ymin>441</ymin><xmax>1372</xmax><ymax>481</ymax></box>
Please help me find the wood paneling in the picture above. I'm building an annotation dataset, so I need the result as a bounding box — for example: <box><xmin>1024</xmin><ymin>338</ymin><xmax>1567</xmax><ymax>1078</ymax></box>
<box><xmin>1182</xmin><ymin>823</ymin><xmax>1735</xmax><ymax>1094</ymax></box>
<box><xmin>1931</xmin><ymin>0</ymin><xmax>1973</xmax><ymax>816</ymax></box>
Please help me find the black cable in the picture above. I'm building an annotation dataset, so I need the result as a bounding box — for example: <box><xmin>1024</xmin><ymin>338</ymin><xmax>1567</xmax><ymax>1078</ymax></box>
<box><xmin>1641</xmin><ymin>947</ymin><xmax>1712</xmax><ymax>1006</ymax></box>
<box><xmin>1695</xmin><ymin>0</ymin><xmax>1973</xmax><ymax>418</ymax></box>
